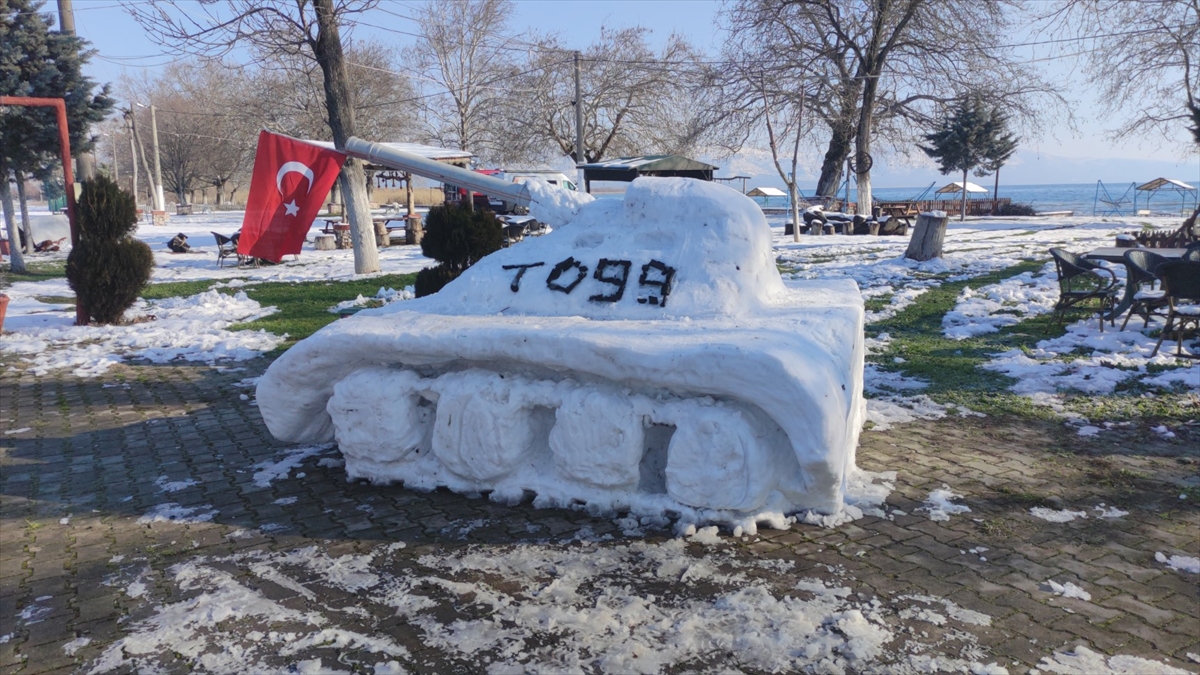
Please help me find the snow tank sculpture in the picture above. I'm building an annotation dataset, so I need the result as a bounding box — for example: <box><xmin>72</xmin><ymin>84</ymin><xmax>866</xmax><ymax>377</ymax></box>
<box><xmin>257</xmin><ymin>177</ymin><xmax>865</xmax><ymax>520</ymax></box>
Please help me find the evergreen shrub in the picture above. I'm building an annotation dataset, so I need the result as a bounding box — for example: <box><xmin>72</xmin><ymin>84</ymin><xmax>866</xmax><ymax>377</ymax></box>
<box><xmin>65</xmin><ymin>174</ymin><xmax>154</xmax><ymax>323</ymax></box>
<box><xmin>415</xmin><ymin>203</ymin><xmax>503</xmax><ymax>297</ymax></box>
<box><xmin>994</xmin><ymin>202</ymin><xmax>1037</xmax><ymax>217</ymax></box>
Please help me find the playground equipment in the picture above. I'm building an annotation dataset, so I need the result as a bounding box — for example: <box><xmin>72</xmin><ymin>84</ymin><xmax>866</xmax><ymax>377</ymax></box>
<box><xmin>1093</xmin><ymin>180</ymin><xmax>1136</xmax><ymax>216</ymax></box>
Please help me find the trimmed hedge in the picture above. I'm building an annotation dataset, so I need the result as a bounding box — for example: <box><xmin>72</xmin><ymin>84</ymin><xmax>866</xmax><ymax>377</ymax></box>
<box><xmin>65</xmin><ymin>174</ymin><xmax>154</xmax><ymax>324</ymax></box>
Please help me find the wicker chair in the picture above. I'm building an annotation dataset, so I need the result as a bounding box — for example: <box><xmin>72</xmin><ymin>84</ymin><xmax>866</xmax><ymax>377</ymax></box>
<box><xmin>1049</xmin><ymin>248</ymin><xmax>1119</xmax><ymax>331</ymax></box>
<box><xmin>1183</xmin><ymin>241</ymin><xmax>1200</xmax><ymax>262</ymax></box>
<box><xmin>1150</xmin><ymin>260</ymin><xmax>1200</xmax><ymax>358</ymax></box>
<box><xmin>1120</xmin><ymin>249</ymin><xmax>1169</xmax><ymax>331</ymax></box>
<box><xmin>212</xmin><ymin>232</ymin><xmax>237</xmax><ymax>268</ymax></box>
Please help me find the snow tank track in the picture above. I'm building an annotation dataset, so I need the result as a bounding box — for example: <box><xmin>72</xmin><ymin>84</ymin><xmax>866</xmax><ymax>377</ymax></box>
<box><xmin>256</xmin><ymin>177</ymin><xmax>866</xmax><ymax>518</ymax></box>
<box><xmin>327</xmin><ymin>366</ymin><xmax>797</xmax><ymax>513</ymax></box>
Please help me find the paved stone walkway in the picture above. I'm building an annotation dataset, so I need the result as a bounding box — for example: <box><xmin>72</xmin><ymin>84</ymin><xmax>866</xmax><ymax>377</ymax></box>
<box><xmin>1</xmin><ymin>359</ymin><xmax>1197</xmax><ymax>673</ymax></box>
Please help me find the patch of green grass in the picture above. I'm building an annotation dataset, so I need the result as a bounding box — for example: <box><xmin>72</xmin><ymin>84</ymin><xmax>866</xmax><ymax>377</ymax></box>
<box><xmin>34</xmin><ymin>295</ymin><xmax>75</xmax><ymax>304</ymax></box>
<box><xmin>230</xmin><ymin>273</ymin><xmax>418</xmax><ymax>351</ymax></box>
<box><xmin>868</xmin><ymin>258</ymin><xmax>1199</xmax><ymax>422</ymax></box>
<box><xmin>863</xmin><ymin>292</ymin><xmax>894</xmax><ymax>313</ymax></box>
<box><xmin>140</xmin><ymin>279</ymin><xmax>228</xmax><ymax>301</ymax></box>
<box><xmin>1</xmin><ymin>260</ymin><xmax>67</xmax><ymax>289</ymax></box>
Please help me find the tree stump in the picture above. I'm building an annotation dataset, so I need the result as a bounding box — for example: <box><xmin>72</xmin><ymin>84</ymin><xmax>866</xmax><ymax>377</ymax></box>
<box><xmin>314</xmin><ymin>234</ymin><xmax>336</xmax><ymax>251</ymax></box>
<box><xmin>904</xmin><ymin>211</ymin><xmax>949</xmax><ymax>261</ymax></box>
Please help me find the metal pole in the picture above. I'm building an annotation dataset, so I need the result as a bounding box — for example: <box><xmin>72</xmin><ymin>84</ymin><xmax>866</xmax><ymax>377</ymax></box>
<box><xmin>126</xmin><ymin>115</ymin><xmax>138</xmax><ymax>205</ymax></box>
<box><xmin>110</xmin><ymin>133</ymin><xmax>117</xmax><ymax>182</ymax></box>
<box><xmin>150</xmin><ymin>104</ymin><xmax>165</xmax><ymax>212</ymax></box>
<box><xmin>0</xmin><ymin>97</ymin><xmax>85</xmax><ymax>323</ymax></box>
<box><xmin>574</xmin><ymin>51</ymin><xmax>585</xmax><ymax>192</ymax></box>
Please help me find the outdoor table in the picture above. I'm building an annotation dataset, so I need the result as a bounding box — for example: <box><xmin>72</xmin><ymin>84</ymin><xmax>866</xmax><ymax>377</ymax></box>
<box><xmin>1084</xmin><ymin>247</ymin><xmax>1187</xmax><ymax>320</ymax></box>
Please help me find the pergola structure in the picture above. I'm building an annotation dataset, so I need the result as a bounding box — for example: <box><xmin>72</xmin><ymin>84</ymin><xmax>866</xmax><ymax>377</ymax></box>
<box><xmin>577</xmin><ymin>155</ymin><xmax>718</xmax><ymax>193</ymax></box>
<box><xmin>1135</xmin><ymin>177</ymin><xmax>1197</xmax><ymax>214</ymax></box>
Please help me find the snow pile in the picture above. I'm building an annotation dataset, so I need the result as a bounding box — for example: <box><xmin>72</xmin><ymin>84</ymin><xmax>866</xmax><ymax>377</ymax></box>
<box><xmin>1035</xmin><ymin>645</ymin><xmax>1191</xmax><ymax>674</ymax></box>
<box><xmin>1030</xmin><ymin>507</ymin><xmax>1088</xmax><ymax>523</ymax></box>
<box><xmin>524</xmin><ymin>178</ymin><xmax>595</xmax><ymax>227</ymax></box>
<box><xmin>1040</xmin><ymin>579</ymin><xmax>1092</xmax><ymax>601</ymax></box>
<box><xmin>982</xmin><ymin>320</ymin><xmax>1199</xmax><ymax>399</ymax></box>
<box><xmin>918</xmin><ymin>487</ymin><xmax>971</xmax><ymax>521</ymax></box>
<box><xmin>136</xmin><ymin>503</ymin><xmax>219</xmax><ymax>524</ymax></box>
<box><xmin>1155</xmin><ymin>551</ymin><xmax>1200</xmax><ymax>574</ymax></box>
<box><xmin>257</xmin><ymin>178</ymin><xmax>867</xmax><ymax>524</ymax></box>
<box><xmin>942</xmin><ymin>265</ymin><xmax>1058</xmax><ymax>339</ymax></box>
<box><xmin>88</xmin><ymin>539</ymin><xmax>1011</xmax><ymax>674</ymax></box>
<box><xmin>0</xmin><ymin>289</ymin><xmax>282</xmax><ymax>377</ymax></box>
<box><xmin>328</xmin><ymin>286</ymin><xmax>415</xmax><ymax>314</ymax></box>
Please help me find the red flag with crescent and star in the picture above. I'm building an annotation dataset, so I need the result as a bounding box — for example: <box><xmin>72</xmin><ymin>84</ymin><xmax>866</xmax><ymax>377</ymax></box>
<box><xmin>237</xmin><ymin>130</ymin><xmax>347</xmax><ymax>263</ymax></box>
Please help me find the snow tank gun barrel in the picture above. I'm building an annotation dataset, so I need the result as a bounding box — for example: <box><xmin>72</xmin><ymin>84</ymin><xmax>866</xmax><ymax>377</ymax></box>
<box><xmin>344</xmin><ymin>137</ymin><xmax>533</xmax><ymax>208</ymax></box>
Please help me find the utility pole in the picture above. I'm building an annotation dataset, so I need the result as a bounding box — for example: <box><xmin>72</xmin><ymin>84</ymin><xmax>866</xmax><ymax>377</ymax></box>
<box><xmin>148</xmin><ymin>104</ymin><xmax>165</xmax><ymax>213</ymax></box>
<box><xmin>56</xmin><ymin>0</ymin><xmax>96</xmax><ymax>181</ymax></box>
<box><xmin>574</xmin><ymin>50</ymin><xmax>585</xmax><ymax>193</ymax></box>
<box><xmin>126</xmin><ymin>115</ymin><xmax>138</xmax><ymax>202</ymax></box>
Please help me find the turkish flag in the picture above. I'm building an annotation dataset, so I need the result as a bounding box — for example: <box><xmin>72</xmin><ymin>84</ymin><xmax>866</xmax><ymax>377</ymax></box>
<box><xmin>238</xmin><ymin>130</ymin><xmax>346</xmax><ymax>263</ymax></box>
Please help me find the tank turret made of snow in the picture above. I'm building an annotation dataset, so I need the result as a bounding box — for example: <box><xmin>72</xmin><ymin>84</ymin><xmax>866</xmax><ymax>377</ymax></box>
<box><xmin>256</xmin><ymin>177</ymin><xmax>865</xmax><ymax>523</ymax></box>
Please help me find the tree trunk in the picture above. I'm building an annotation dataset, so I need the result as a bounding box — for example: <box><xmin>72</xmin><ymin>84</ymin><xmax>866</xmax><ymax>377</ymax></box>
<box><xmin>129</xmin><ymin>111</ymin><xmax>155</xmax><ymax>208</ymax></box>
<box><xmin>312</xmin><ymin>0</ymin><xmax>379</xmax><ymax>274</ymax></box>
<box><xmin>1</xmin><ymin>160</ymin><xmax>25</xmax><ymax>273</ymax></box>
<box><xmin>854</xmin><ymin>74</ymin><xmax>879</xmax><ymax>217</ymax></box>
<box><xmin>815</xmin><ymin>124</ymin><xmax>852</xmax><ymax>198</ymax></box>
<box><xmin>960</xmin><ymin>168</ymin><xmax>968</xmax><ymax>221</ymax></box>
<box><xmin>16</xmin><ymin>170</ymin><xmax>33</xmax><ymax>254</ymax></box>
<box><xmin>904</xmin><ymin>211</ymin><xmax>949</xmax><ymax>262</ymax></box>
<box><xmin>789</xmin><ymin>182</ymin><xmax>802</xmax><ymax>242</ymax></box>
<box><xmin>992</xmin><ymin>167</ymin><xmax>1000</xmax><ymax>215</ymax></box>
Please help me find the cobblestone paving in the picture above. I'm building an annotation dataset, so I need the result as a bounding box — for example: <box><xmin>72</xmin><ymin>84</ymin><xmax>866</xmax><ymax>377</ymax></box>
<box><xmin>1</xmin><ymin>360</ymin><xmax>1197</xmax><ymax>673</ymax></box>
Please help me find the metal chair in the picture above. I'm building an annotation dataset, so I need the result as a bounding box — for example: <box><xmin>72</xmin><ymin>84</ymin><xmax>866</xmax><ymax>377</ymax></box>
<box><xmin>1049</xmin><ymin>248</ymin><xmax>1119</xmax><ymax>331</ymax></box>
<box><xmin>1150</xmin><ymin>260</ymin><xmax>1200</xmax><ymax>358</ymax></box>
<box><xmin>212</xmin><ymin>232</ymin><xmax>237</xmax><ymax>267</ymax></box>
<box><xmin>1120</xmin><ymin>249</ymin><xmax>1169</xmax><ymax>331</ymax></box>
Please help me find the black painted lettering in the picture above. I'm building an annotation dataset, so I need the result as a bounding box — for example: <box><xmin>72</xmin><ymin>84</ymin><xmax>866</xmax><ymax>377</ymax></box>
<box><xmin>588</xmin><ymin>258</ymin><xmax>632</xmax><ymax>303</ymax></box>
<box><xmin>636</xmin><ymin>259</ymin><xmax>676</xmax><ymax>307</ymax></box>
<box><xmin>501</xmin><ymin>262</ymin><xmax>545</xmax><ymax>292</ymax></box>
<box><xmin>545</xmin><ymin>257</ymin><xmax>589</xmax><ymax>294</ymax></box>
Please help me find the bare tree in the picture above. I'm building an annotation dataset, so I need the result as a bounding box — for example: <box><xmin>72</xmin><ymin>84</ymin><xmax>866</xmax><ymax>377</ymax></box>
<box><xmin>129</xmin><ymin>0</ymin><xmax>382</xmax><ymax>274</ymax></box>
<box><xmin>246</xmin><ymin>40</ymin><xmax>417</xmax><ymax>143</ymax></box>
<box><xmin>1041</xmin><ymin>0</ymin><xmax>1199</xmax><ymax>146</ymax></box>
<box><xmin>720</xmin><ymin>0</ymin><xmax>1065</xmax><ymax>215</ymax></box>
<box><xmin>509</xmin><ymin>27</ymin><xmax>708</xmax><ymax>164</ymax></box>
<box><xmin>409</xmin><ymin>0</ymin><xmax>517</xmax><ymax>161</ymax></box>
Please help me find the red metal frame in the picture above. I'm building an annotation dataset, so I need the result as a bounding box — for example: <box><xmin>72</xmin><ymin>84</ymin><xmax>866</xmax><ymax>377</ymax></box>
<box><xmin>1</xmin><ymin>96</ymin><xmax>85</xmax><ymax>324</ymax></box>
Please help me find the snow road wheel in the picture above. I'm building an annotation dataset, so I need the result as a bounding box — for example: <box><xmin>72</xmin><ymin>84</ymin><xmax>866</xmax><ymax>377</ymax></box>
<box><xmin>549</xmin><ymin>386</ymin><xmax>644</xmax><ymax>488</ymax></box>
<box><xmin>328</xmin><ymin>369</ymin><xmax>428</xmax><ymax>464</ymax></box>
<box><xmin>431</xmin><ymin>370</ymin><xmax>539</xmax><ymax>482</ymax></box>
<box><xmin>665</xmin><ymin>403</ymin><xmax>777</xmax><ymax>511</ymax></box>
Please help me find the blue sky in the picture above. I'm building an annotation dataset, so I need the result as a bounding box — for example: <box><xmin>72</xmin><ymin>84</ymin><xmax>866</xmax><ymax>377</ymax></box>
<box><xmin>57</xmin><ymin>0</ymin><xmax>1200</xmax><ymax>189</ymax></box>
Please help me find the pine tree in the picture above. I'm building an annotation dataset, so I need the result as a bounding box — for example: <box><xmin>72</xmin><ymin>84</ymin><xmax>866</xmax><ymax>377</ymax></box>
<box><xmin>1</xmin><ymin>0</ymin><xmax>114</xmax><ymax>269</ymax></box>
<box><xmin>919</xmin><ymin>96</ymin><xmax>993</xmax><ymax>221</ymax></box>
<box><xmin>977</xmin><ymin>106</ymin><xmax>1018</xmax><ymax>215</ymax></box>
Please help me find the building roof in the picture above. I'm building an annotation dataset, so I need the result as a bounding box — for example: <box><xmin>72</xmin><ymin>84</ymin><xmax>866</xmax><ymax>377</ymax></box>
<box><xmin>935</xmin><ymin>181</ymin><xmax>989</xmax><ymax>194</ymax></box>
<box><xmin>578</xmin><ymin>155</ymin><xmax>719</xmax><ymax>172</ymax></box>
<box><xmin>747</xmin><ymin>187</ymin><xmax>787</xmax><ymax>197</ymax></box>
<box><xmin>1136</xmin><ymin>177</ymin><xmax>1196</xmax><ymax>192</ymax></box>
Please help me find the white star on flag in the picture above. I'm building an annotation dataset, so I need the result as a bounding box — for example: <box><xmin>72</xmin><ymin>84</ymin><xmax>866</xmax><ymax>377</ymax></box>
<box><xmin>283</xmin><ymin>200</ymin><xmax>299</xmax><ymax>216</ymax></box>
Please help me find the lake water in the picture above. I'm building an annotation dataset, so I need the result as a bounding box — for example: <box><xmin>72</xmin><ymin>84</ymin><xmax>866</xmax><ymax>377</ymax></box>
<box><xmin>750</xmin><ymin>183</ymin><xmax>1198</xmax><ymax>216</ymax></box>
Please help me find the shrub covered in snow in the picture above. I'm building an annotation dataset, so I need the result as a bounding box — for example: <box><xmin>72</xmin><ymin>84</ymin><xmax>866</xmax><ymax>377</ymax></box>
<box><xmin>415</xmin><ymin>203</ymin><xmax>503</xmax><ymax>297</ymax></box>
<box><xmin>65</xmin><ymin>174</ymin><xmax>154</xmax><ymax>324</ymax></box>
